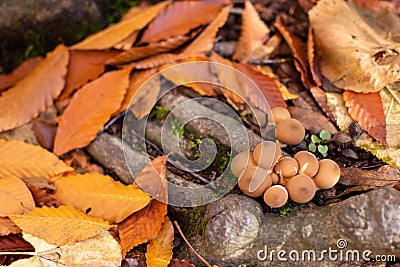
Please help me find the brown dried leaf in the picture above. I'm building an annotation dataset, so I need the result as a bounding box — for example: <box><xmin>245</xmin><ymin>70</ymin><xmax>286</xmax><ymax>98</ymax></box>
<box><xmin>71</xmin><ymin>1</ymin><xmax>169</xmax><ymax>50</ymax></box>
<box><xmin>233</xmin><ymin>0</ymin><xmax>269</xmax><ymax>62</ymax></box>
<box><xmin>118</xmin><ymin>199</ymin><xmax>168</xmax><ymax>257</ymax></box>
<box><xmin>0</xmin><ymin>44</ymin><xmax>69</xmax><ymax>132</ymax></box>
<box><xmin>63</xmin><ymin>150</ymin><xmax>104</xmax><ymax>174</ymax></box>
<box><xmin>26</xmin><ymin>184</ymin><xmax>59</xmax><ymax>208</ymax></box>
<box><xmin>54</xmin><ymin>173</ymin><xmax>151</xmax><ymax>223</ymax></box>
<box><xmin>181</xmin><ymin>5</ymin><xmax>231</xmax><ymax>57</ymax></box>
<box><xmin>59</xmin><ymin>50</ymin><xmax>121</xmax><ymax>100</ymax></box>
<box><xmin>343</xmin><ymin>90</ymin><xmax>387</xmax><ymax>146</ymax></box>
<box><xmin>0</xmin><ymin>218</ymin><xmax>21</xmax><ymax>236</ymax></box>
<box><xmin>380</xmin><ymin>84</ymin><xmax>400</xmax><ymax>147</ymax></box>
<box><xmin>20</xmin><ymin>177</ymin><xmax>56</xmax><ymax>191</ymax></box>
<box><xmin>0</xmin><ymin>234</ymin><xmax>33</xmax><ymax>252</ymax></box>
<box><xmin>114</xmin><ymin>31</ymin><xmax>139</xmax><ymax>50</ymax></box>
<box><xmin>310</xmin><ymin>86</ymin><xmax>335</xmax><ymax>120</ymax></box>
<box><xmin>0</xmin><ymin>57</ymin><xmax>43</xmax><ymax>92</ymax></box>
<box><xmin>31</xmin><ymin>119</ymin><xmax>57</xmax><ymax>151</ymax></box>
<box><xmin>131</xmin><ymin>53</ymin><xmax>179</xmax><ymax>69</ymax></box>
<box><xmin>288</xmin><ymin>106</ymin><xmax>337</xmax><ymax>134</ymax></box>
<box><xmin>307</xmin><ymin>28</ymin><xmax>322</xmax><ymax>86</ymax></box>
<box><xmin>54</xmin><ymin>69</ymin><xmax>130</xmax><ymax>155</ymax></box>
<box><xmin>146</xmin><ymin>217</ymin><xmax>174</xmax><ymax>267</ymax></box>
<box><xmin>169</xmin><ymin>259</ymin><xmax>196</xmax><ymax>267</ymax></box>
<box><xmin>0</xmin><ymin>176</ymin><xmax>35</xmax><ymax>216</ymax></box>
<box><xmin>340</xmin><ymin>167</ymin><xmax>399</xmax><ymax>187</ymax></box>
<box><xmin>309</xmin><ymin>0</ymin><xmax>400</xmax><ymax>92</ymax></box>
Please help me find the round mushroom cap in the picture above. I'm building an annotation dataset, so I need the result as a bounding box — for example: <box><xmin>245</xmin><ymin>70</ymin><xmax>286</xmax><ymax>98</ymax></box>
<box><xmin>238</xmin><ymin>166</ymin><xmax>272</xmax><ymax>197</ymax></box>
<box><xmin>253</xmin><ymin>141</ymin><xmax>281</xmax><ymax>170</ymax></box>
<box><xmin>264</xmin><ymin>185</ymin><xmax>288</xmax><ymax>208</ymax></box>
<box><xmin>231</xmin><ymin>151</ymin><xmax>255</xmax><ymax>177</ymax></box>
<box><xmin>270</xmin><ymin>172</ymin><xmax>280</xmax><ymax>184</ymax></box>
<box><xmin>312</xmin><ymin>159</ymin><xmax>340</xmax><ymax>189</ymax></box>
<box><xmin>271</xmin><ymin>106</ymin><xmax>291</xmax><ymax>125</ymax></box>
<box><xmin>285</xmin><ymin>174</ymin><xmax>317</xmax><ymax>203</ymax></box>
<box><xmin>294</xmin><ymin>151</ymin><xmax>319</xmax><ymax>177</ymax></box>
<box><xmin>276</xmin><ymin>118</ymin><xmax>305</xmax><ymax>145</ymax></box>
<box><xmin>274</xmin><ymin>157</ymin><xmax>299</xmax><ymax>178</ymax></box>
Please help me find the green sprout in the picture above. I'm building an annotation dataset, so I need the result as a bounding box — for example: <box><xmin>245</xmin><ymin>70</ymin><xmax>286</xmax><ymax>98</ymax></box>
<box><xmin>279</xmin><ymin>202</ymin><xmax>292</xmax><ymax>218</ymax></box>
<box><xmin>308</xmin><ymin>130</ymin><xmax>331</xmax><ymax>157</ymax></box>
<box><xmin>149</xmin><ymin>105</ymin><xmax>169</xmax><ymax>120</ymax></box>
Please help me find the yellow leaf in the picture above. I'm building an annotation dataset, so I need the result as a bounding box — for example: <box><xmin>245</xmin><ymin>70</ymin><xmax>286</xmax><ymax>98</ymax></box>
<box><xmin>0</xmin><ymin>175</ymin><xmax>34</xmax><ymax>216</ymax></box>
<box><xmin>72</xmin><ymin>1</ymin><xmax>169</xmax><ymax>50</ymax></box>
<box><xmin>54</xmin><ymin>173</ymin><xmax>150</xmax><ymax>223</ymax></box>
<box><xmin>0</xmin><ymin>44</ymin><xmax>69</xmax><ymax>131</ymax></box>
<box><xmin>0</xmin><ymin>139</ymin><xmax>73</xmax><ymax>179</ymax></box>
<box><xmin>10</xmin><ymin>205</ymin><xmax>110</xmax><ymax>245</ymax></box>
<box><xmin>146</xmin><ymin>217</ymin><xmax>174</xmax><ymax>267</ymax></box>
<box><xmin>380</xmin><ymin>84</ymin><xmax>400</xmax><ymax>147</ymax></box>
<box><xmin>0</xmin><ymin>217</ymin><xmax>21</xmax><ymax>236</ymax></box>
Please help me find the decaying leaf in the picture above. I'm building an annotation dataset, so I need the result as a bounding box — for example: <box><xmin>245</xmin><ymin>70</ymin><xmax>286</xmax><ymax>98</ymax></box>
<box><xmin>0</xmin><ymin>139</ymin><xmax>73</xmax><ymax>179</ymax></box>
<box><xmin>71</xmin><ymin>1</ymin><xmax>169</xmax><ymax>50</ymax></box>
<box><xmin>288</xmin><ymin>106</ymin><xmax>337</xmax><ymax>134</ymax></box>
<box><xmin>54</xmin><ymin>173</ymin><xmax>150</xmax><ymax>223</ymax></box>
<box><xmin>340</xmin><ymin>167</ymin><xmax>398</xmax><ymax>187</ymax></box>
<box><xmin>169</xmin><ymin>259</ymin><xmax>196</xmax><ymax>267</ymax></box>
<box><xmin>233</xmin><ymin>0</ymin><xmax>269</xmax><ymax>62</ymax></box>
<box><xmin>0</xmin><ymin>218</ymin><xmax>21</xmax><ymax>236</ymax></box>
<box><xmin>140</xmin><ymin>1</ymin><xmax>222</xmax><ymax>43</ymax></box>
<box><xmin>343</xmin><ymin>90</ymin><xmax>387</xmax><ymax>146</ymax></box>
<box><xmin>309</xmin><ymin>0</ymin><xmax>400</xmax><ymax>92</ymax></box>
<box><xmin>0</xmin><ymin>234</ymin><xmax>33</xmax><ymax>252</ymax></box>
<box><xmin>0</xmin><ymin>57</ymin><xmax>43</xmax><ymax>92</ymax></box>
<box><xmin>10</xmin><ymin>205</ymin><xmax>110</xmax><ymax>245</ymax></box>
<box><xmin>62</xmin><ymin>150</ymin><xmax>104</xmax><ymax>175</ymax></box>
<box><xmin>27</xmin><ymin>184</ymin><xmax>59</xmax><ymax>208</ymax></box>
<box><xmin>54</xmin><ymin>69</ymin><xmax>130</xmax><ymax>155</ymax></box>
<box><xmin>31</xmin><ymin>119</ymin><xmax>57</xmax><ymax>151</ymax></box>
<box><xmin>0</xmin><ymin>44</ymin><xmax>69</xmax><ymax>132</ymax></box>
<box><xmin>118</xmin><ymin>199</ymin><xmax>168</xmax><ymax>257</ymax></box>
<box><xmin>325</xmin><ymin>92</ymin><xmax>354</xmax><ymax>131</ymax></box>
<box><xmin>380</xmin><ymin>84</ymin><xmax>400</xmax><ymax>147</ymax></box>
<box><xmin>0</xmin><ymin>176</ymin><xmax>35</xmax><ymax>216</ymax></box>
<box><xmin>146</xmin><ymin>217</ymin><xmax>174</xmax><ymax>267</ymax></box>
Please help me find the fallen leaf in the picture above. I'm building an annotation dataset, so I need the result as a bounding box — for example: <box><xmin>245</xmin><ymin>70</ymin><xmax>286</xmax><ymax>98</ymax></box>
<box><xmin>309</xmin><ymin>0</ymin><xmax>400</xmax><ymax>92</ymax></box>
<box><xmin>343</xmin><ymin>90</ymin><xmax>387</xmax><ymax>146</ymax></box>
<box><xmin>140</xmin><ymin>1</ymin><xmax>222</xmax><ymax>43</ymax></box>
<box><xmin>0</xmin><ymin>234</ymin><xmax>32</xmax><ymax>252</ymax></box>
<box><xmin>340</xmin><ymin>167</ymin><xmax>398</xmax><ymax>187</ymax></box>
<box><xmin>169</xmin><ymin>259</ymin><xmax>196</xmax><ymax>267</ymax></box>
<box><xmin>54</xmin><ymin>69</ymin><xmax>130</xmax><ymax>155</ymax></box>
<box><xmin>114</xmin><ymin>31</ymin><xmax>139</xmax><ymax>50</ymax></box>
<box><xmin>118</xmin><ymin>199</ymin><xmax>168</xmax><ymax>257</ymax></box>
<box><xmin>0</xmin><ymin>45</ymin><xmax>69</xmax><ymax>132</ymax></box>
<box><xmin>131</xmin><ymin>53</ymin><xmax>179</xmax><ymax>69</ymax></box>
<box><xmin>20</xmin><ymin>177</ymin><xmax>56</xmax><ymax>191</ymax></box>
<box><xmin>325</xmin><ymin>92</ymin><xmax>354</xmax><ymax>131</ymax></box>
<box><xmin>0</xmin><ymin>57</ymin><xmax>43</xmax><ymax>92</ymax></box>
<box><xmin>71</xmin><ymin>1</ymin><xmax>169</xmax><ymax>50</ymax></box>
<box><xmin>0</xmin><ymin>218</ymin><xmax>21</xmax><ymax>236</ymax></box>
<box><xmin>0</xmin><ymin>176</ymin><xmax>35</xmax><ymax>216</ymax></box>
<box><xmin>380</xmin><ymin>84</ymin><xmax>400</xmax><ymax>147</ymax></box>
<box><xmin>26</xmin><ymin>184</ymin><xmax>59</xmax><ymax>208</ymax></box>
<box><xmin>181</xmin><ymin>5</ymin><xmax>231</xmax><ymax>57</ymax></box>
<box><xmin>8</xmin><ymin>257</ymin><xmax>41</xmax><ymax>267</ymax></box>
<box><xmin>233</xmin><ymin>0</ymin><xmax>269</xmax><ymax>62</ymax></box>
<box><xmin>63</xmin><ymin>150</ymin><xmax>104</xmax><ymax>174</ymax></box>
<box><xmin>307</xmin><ymin>28</ymin><xmax>322</xmax><ymax>86</ymax></box>
<box><xmin>59</xmin><ymin>50</ymin><xmax>121</xmax><ymax>100</ymax></box>
<box><xmin>10</xmin><ymin>206</ymin><xmax>110</xmax><ymax>245</ymax></box>
<box><xmin>31</xmin><ymin>119</ymin><xmax>57</xmax><ymax>151</ymax></box>
<box><xmin>0</xmin><ymin>139</ymin><xmax>73</xmax><ymax>179</ymax></box>
<box><xmin>54</xmin><ymin>173</ymin><xmax>151</xmax><ymax>223</ymax></box>
<box><xmin>146</xmin><ymin>217</ymin><xmax>174</xmax><ymax>267</ymax></box>
<box><xmin>288</xmin><ymin>106</ymin><xmax>337</xmax><ymax>133</ymax></box>
<box><xmin>310</xmin><ymin>86</ymin><xmax>334</xmax><ymax>120</ymax></box>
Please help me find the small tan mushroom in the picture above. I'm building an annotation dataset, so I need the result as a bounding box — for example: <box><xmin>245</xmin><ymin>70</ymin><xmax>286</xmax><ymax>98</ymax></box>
<box><xmin>238</xmin><ymin>166</ymin><xmax>272</xmax><ymax>197</ymax></box>
<box><xmin>276</xmin><ymin>118</ymin><xmax>305</xmax><ymax>145</ymax></box>
<box><xmin>312</xmin><ymin>159</ymin><xmax>340</xmax><ymax>189</ymax></box>
<box><xmin>263</xmin><ymin>185</ymin><xmax>288</xmax><ymax>208</ymax></box>
<box><xmin>252</xmin><ymin>141</ymin><xmax>281</xmax><ymax>170</ymax></box>
<box><xmin>294</xmin><ymin>151</ymin><xmax>319</xmax><ymax>177</ymax></box>
<box><xmin>231</xmin><ymin>151</ymin><xmax>255</xmax><ymax>177</ymax></box>
<box><xmin>271</xmin><ymin>106</ymin><xmax>291</xmax><ymax>125</ymax></box>
<box><xmin>285</xmin><ymin>174</ymin><xmax>317</xmax><ymax>203</ymax></box>
<box><xmin>274</xmin><ymin>157</ymin><xmax>299</xmax><ymax>178</ymax></box>
<box><xmin>270</xmin><ymin>172</ymin><xmax>280</xmax><ymax>184</ymax></box>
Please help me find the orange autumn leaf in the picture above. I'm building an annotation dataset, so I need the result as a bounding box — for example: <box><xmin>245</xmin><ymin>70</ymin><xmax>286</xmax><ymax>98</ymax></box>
<box><xmin>0</xmin><ymin>217</ymin><xmax>21</xmax><ymax>236</ymax></box>
<box><xmin>131</xmin><ymin>53</ymin><xmax>180</xmax><ymax>69</ymax></box>
<box><xmin>32</xmin><ymin>118</ymin><xmax>57</xmax><ymax>151</ymax></box>
<box><xmin>10</xmin><ymin>205</ymin><xmax>110</xmax><ymax>245</ymax></box>
<box><xmin>59</xmin><ymin>50</ymin><xmax>121</xmax><ymax>100</ymax></box>
<box><xmin>54</xmin><ymin>173</ymin><xmax>151</xmax><ymax>223</ymax></box>
<box><xmin>54</xmin><ymin>69</ymin><xmax>130</xmax><ymax>155</ymax></box>
<box><xmin>0</xmin><ymin>139</ymin><xmax>73</xmax><ymax>179</ymax></box>
<box><xmin>0</xmin><ymin>56</ymin><xmax>43</xmax><ymax>92</ymax></box>
<box><xmin>343</xmin><ymin>90</ymin><xmax>387</xmax><ymax>146</ymax></box>
<box><xmin>140</xmin><ymin>1</ymin><xmax>222</xmax><ymax>43</ymax></box>
<box><xmin>0</xmin><ymin>176</ymin><xmax>35</xmax><ymax>216</ymax></box>
<box><xmin>0</xmin><ymin>44</ymin><xmax>69</xmax><ymax>132</ymax></box>
<box><xmin>71</xmin><ymin>1</ymin><xmax>169</xmax><ymax>50</ymax></box>
<box><xmin>169</xmin><ymin>259</ymin><xmax>196</xmax><ymax>267</ymax></box>
<box><xmin>181</xmin><ymin>5</ymin><xmax>231</xmax><ymax>57</ymax></box>
<box><xmin>233</xmin><ymin>0</ymin><xmax>269</xmax><ymax>62</ymax></box>
<box><xmin>114</xmin><ymin>31</ymin><xmax>139</xmax><ymax>50</ymax></box>
<box><xmin>118</xmin><ymin>199</ymin><xmax>168</xmax><ymax>257</ymax></box>
<box><xmin>146</xmin><ymin>217</ymin><xmax>174</xmax><ymax>267</ymax></box>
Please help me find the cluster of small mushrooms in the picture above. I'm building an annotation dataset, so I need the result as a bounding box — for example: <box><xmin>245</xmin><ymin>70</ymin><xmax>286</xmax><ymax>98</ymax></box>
<box><xmin>231</xmin><ymin>107</ymin><xmax>340</xmax><ymax>208</ymax></box>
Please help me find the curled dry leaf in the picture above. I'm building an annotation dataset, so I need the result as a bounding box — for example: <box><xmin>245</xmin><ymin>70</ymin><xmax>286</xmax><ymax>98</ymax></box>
<box><xmin>114</xmin><ymin>31</ymin><xmax>139</xmax><ymax>51</ymax></box>
<box><xmin>0</xmin><ymin>234</ymin><xmax>33</xmax><ymax>254</ymax></box>
<box><xmin>309</xmin><ymin>0</ymin><xmax>400</xmax><ymax>92</ymax></box>
<box><xmin>54</xmin><ymin>173</ymin><xmax>151</xmax><ymax>223</ymax></box>
<box><xmin>71</xmin><ymin>1</ymin><xmax>169</xmax><ymax>50</ymax></box>
<box><xmin>0</xmin><ymin>57</ymin><xmax>43</xmax><ymax>92</ymax></box>
<box><xmin>31</xmin><ymin>119</ymin><xmax>57</xmax><ymax>151</ymax></box>
<box><xmin>0</xmin><ymin>44</ymin><xmax>69</xmax><ymax>132</ymax></box>
<box><xmin>26</xmin><ymin>184</ymin><xmax>60</xmax><ymax>208</ymax></box>
<box><xmin>54</xmin><ymin>69</ymin><xmax>130</xmax><ymax>156</ymax></box>
<box><xmin>0</xmin><ymin>176</ymin><xmax>35</xmax><ymax>216</ymax></box>
<box><xmin>310</xmin><ymin>86</ymin><xmax>335</xmax><ymax>120</ymax></box>
<box><xmin>9</xmin><ymin>205</ymin><xmax>110</xmax><ymax>245</ymax></box>
<box><xmin>233</xmin><ymin>0</ymin><xmax>269</xmax><ymax>62</ymax></box>
<box><xmin>0</xmin><ymin>139</ymin><xmax>73</xmax><ymax>179</ymax></box>
<box><xmin>146</xmin><ymin>217</ymin><xmax>174</xmax><ymax>267</ymax></box>
<box><xmin>307</xmin><ymin>28</ymin><xmax>322</xmax><ymax>86</ymax></box>
<box><xmin>118</xmin><ymin>199</ymin><xmax>168</xmax><ymax>257</ymax></box>
<box><xmin>140</xmin><ymin>1</ymin><xmax>222</xmax><ymax>43</ymax></box>
<box><xmin>0</xmin><ymin>218</ymin><xmax>21</xmax><ymax>236</ymax></box>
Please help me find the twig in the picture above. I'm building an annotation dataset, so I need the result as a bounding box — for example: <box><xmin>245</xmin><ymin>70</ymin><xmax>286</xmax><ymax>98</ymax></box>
<box><xmin>173</xmin><ymin>221</ymin><xmax>214</xmax><ymax>267</ymax></box>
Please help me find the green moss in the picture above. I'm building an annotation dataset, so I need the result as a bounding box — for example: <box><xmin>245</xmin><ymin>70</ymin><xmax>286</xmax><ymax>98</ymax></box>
<box><xmin>178</xmin><ymin>206</ymin><xmax>207</xmax><ymax>238</ymax></box>
<box><xmin>105</xmin><ymin>0</ymin><xmax>139</xmax><ymax>24</ymax></box>
<box><xmin>150</xmin><ymin>105</ymin><xmax>169</xmax><ymax>120</ymax></box>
